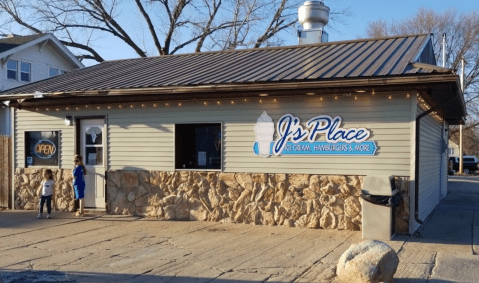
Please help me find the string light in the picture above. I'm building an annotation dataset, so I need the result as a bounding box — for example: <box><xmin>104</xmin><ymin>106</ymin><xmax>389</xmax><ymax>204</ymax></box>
<box><xmin>35</xmin><ymin>108</ymin><xmax>39</xmax><ymax>111</ymax></box>
<box><xmin>51</xmin><ymin>93</ymin><xmax>430</xmax><ymax>112</ymax></box>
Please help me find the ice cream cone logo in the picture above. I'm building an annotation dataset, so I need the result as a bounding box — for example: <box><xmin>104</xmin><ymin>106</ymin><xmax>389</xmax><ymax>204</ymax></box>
<box><xmin>254</xmin><ymin>111</ymin><xmax>274</xmax><ymax>157</ymax></box>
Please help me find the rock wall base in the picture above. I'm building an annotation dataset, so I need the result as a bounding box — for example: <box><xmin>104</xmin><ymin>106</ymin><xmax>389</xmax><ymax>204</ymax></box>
<box><xmin>108</xmin><ymin>171</ymin><xmax>366</xmax><ymax>231</ymax></box>
<box><xmin>14</xmin><ymin>168</ymin><xmax>75</xmax><ymax>212</ymax></box>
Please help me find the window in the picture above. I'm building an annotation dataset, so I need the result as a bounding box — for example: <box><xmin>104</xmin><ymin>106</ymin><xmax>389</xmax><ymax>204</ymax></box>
<box><xmin>25</xmin><ymin>131</ymin><xmax>59</xmax><ymax>167</ymax></box>
<box><xmin>84</xmin><ymin>125</ymin><xmax>103</xmax><ymax>166</ymax></box>
<box><xmin>7</xmin><ymin>60</ymin><xmax>31</xmax><ymax>82</ymax></box>
<box><xmin>7</xmin><ymin>60</ymin><xmax>17</xmax><ymax>80</ymax></box>
<box><xmin>175</xmin><ymin>123</ymin><xmax>221</xmax><ymax>170</ymax></box>
<box><xmin>49</xmin><ymin>67</ymin><xmax>59</xmax><ymax>77</ymax></box>
<box><xmin>20</xmin><ymin>62</ymin><xmax>31</xmax><ymax>82</ymax></box>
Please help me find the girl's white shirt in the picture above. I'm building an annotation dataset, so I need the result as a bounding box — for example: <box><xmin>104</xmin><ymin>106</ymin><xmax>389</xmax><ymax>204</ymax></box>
<box><xmin>41</xmin><ymin>180</ymin><xmax>55</xmax><ymax>196</ymax></box>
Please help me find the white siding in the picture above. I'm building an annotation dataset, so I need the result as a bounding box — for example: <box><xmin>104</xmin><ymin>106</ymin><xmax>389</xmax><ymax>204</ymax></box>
<box><xmin>417</xmin><ymin>106</ymin><xmax>444</xmax><ymax>220</ymax></box>
<box><xmin>14</xmin><ymin>110</ymin><xmax>75</xmax><ymax>169</ymax></box>
<box><xmin>15</xmin><ymin>94</ymin><xmax>414</xmax><ymax>177</ymax></box>
<box><xmin>0</xmin><ymin>43</ymin><xmax>76</xmax><ymax>91</ymax></box>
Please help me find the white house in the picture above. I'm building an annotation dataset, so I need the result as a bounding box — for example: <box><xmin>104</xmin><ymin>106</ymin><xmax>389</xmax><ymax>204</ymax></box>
<box><xmin>0</xmin><ymin>33</ymin><xmax>84</xmax><ymax>136</ymax></box>
<box><xmin>448</xmin><ymin>140</ymin><xmax>459</xmax><ymax>157</ymax></box>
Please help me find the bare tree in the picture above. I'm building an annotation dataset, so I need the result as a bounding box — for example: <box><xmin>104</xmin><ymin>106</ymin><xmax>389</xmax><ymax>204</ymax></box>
<box><xmin>0</xmin><ymin>0</ymin><xmax>350</xmax><ymax>64</ymax></box>
<box><xmin>366</xmin><ymin>8</ymin><xmax>479</xmax><ymax>154</ymax></box>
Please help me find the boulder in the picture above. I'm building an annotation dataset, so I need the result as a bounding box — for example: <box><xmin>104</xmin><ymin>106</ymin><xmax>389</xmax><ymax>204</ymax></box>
<box><xmin>337</xmin><ymin>240</ymin><xmax>399</xmax><ymax>283</ymax></box>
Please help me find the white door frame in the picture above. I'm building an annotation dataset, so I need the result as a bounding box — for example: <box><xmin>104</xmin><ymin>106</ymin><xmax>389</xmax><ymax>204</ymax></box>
<box><xmin>77</xmin><ymin>117</ymin><xmax>106</xmax><ymax>209</ymax></box>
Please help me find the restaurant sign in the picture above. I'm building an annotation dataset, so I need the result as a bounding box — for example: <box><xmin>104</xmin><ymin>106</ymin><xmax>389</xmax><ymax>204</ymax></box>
<box><xmin>25</xmin><ymin>131</ymin><xmax>59</xmax><ymax>167</ymax></box>
<box><xmin>253</xmin><ymin>112</ymin><xmax>376</xmax><ymax>157</ymax></box>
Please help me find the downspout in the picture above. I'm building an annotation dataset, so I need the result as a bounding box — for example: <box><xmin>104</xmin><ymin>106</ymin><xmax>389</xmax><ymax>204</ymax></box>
<box><xmin>415</xmin><ymin>95</ymin><xmax>456</xmax><ymax>224</ymax></box>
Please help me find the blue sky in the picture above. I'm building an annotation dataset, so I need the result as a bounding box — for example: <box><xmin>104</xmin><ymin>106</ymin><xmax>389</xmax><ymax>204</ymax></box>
<box><xmin>328</xmin><ymin>0</ymin><xmax>479</xmax><ymax>42</ymax></box>
<box><xmin>88</xmin><ymin>0</ymin><xmax>479</xmax><ymax>65</ymax></box>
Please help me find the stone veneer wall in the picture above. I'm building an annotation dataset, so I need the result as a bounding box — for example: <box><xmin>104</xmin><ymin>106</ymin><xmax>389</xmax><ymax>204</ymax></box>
<box><xmin>107</xmin><ymin>171</ymin><xmax>366</xmax><ymax>231</ymax></box>
<box><xmin>14</xmin><ymin>168</ymin><xmax>75</xmax><ymax>211</ymax></box>
<box><xmin>11</xmin><ymin>168</ymin><xmax>409</xmax><ymax>233</ymax></box>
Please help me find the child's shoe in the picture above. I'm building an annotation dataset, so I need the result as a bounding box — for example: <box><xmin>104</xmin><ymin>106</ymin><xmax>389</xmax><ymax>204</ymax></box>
<box><xmin>47</xmin><ymin>214</ymin><xmax>51</xmax><ymax>219</ymax></box>
<box><xmin>37</xmin><ymin>213</ymin><xmax>42</xmax><ymax>219</ymax></box>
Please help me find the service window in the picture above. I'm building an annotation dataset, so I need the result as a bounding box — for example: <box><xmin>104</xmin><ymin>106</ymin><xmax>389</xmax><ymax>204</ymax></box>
<box><xmin>25</xmin><ymin>131</ymin><xmax>59</xmax><ymax>167</ymax></box>
<box><xmin>175</xmin><ymin>123</ymin><xmax>221</xmax><ymax>170</ymax></box>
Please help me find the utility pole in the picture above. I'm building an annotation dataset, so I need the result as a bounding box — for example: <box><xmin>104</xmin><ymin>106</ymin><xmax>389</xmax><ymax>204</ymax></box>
<box><xmin>459</xmin><ymin>57</ymin><xmax>465</xmax><ymax>173</ymax></box>
<box><xmin>442</xmin><ymin>33</ymin><xmax>446</xmax><ymax>68</ymax></box>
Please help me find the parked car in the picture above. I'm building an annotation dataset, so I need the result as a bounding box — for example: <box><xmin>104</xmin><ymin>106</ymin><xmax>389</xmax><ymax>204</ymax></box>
<box><xmin>448</xmin><ymin>156</ymin><xmax>479</xmax><ymax>174</ymax></box>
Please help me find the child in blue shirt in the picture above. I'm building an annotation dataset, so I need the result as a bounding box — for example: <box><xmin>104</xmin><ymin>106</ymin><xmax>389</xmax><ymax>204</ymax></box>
<box><xmin>73</xmin><ymin>155</ymin><xmax>86</xmax><ymax>215</ymax></box>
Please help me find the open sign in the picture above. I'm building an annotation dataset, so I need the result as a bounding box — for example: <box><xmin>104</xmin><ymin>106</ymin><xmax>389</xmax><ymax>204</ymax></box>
<box><xmin>34</xmin><ymin>140</ymin><xmax>57</xmax><ymax>159</ymax></box>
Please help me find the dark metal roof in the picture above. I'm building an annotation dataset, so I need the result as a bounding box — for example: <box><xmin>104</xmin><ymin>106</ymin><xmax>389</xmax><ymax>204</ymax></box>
<box><xmin>0</xmin><ymin>34</ymin><xmax>46</xmax><ymax>53</ymax></box>
<box><xmin>1</xmin><ymin>34</ymin><xmax>448</xmax><ymax>95</ymax></box>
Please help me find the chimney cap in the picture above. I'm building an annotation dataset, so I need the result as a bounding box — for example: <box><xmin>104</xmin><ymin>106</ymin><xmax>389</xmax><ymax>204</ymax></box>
<box><xmin>298</xmin><ymin>1</ymin><xmax>330</xmax><ymax>29</ymax></box>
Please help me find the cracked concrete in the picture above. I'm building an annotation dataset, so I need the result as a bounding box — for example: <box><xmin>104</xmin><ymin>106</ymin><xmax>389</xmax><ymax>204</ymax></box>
<box><xmin>1</xmin><ymin>176</ymin><xmax>479</xmax><ymax>282</ymax></box>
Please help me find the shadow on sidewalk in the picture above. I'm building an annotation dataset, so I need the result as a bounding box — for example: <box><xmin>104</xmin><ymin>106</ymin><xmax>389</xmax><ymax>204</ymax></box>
<box><xmin>0</xmin><ymin>269</ymin><xmax>461</xmax><ymax>283</ymax></box>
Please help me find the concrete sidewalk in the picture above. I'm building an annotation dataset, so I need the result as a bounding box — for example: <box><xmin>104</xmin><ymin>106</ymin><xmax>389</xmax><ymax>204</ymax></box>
<box><xmin>0</xmin><ymin>176</ymin><xmax>478</xmax><ymax>283</ymax></box>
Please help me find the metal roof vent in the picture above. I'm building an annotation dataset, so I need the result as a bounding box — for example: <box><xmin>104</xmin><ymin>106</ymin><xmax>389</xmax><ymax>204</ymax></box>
<box><xmin>298</xmin><ymin>1</ymin><xmax>329</xmax><ymax>45</ymax></box>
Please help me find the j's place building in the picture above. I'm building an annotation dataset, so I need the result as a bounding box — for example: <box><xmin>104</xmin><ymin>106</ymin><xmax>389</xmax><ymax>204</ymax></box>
<box><xmin>0</xmin><ymin>2</ymin><xmax>466</xmax><ymax>241</ymax></box>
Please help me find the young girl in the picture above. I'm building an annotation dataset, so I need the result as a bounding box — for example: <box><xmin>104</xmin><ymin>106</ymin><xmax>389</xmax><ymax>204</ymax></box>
<box><xmin>37</xmin><ymin>169</ymin><xmax>54</xmax><ymax>219</ymax></box>
<box><xmin>73</xmin><ymin>155</ymin><xmax>86</xmax><ymax>215</ymax></box>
